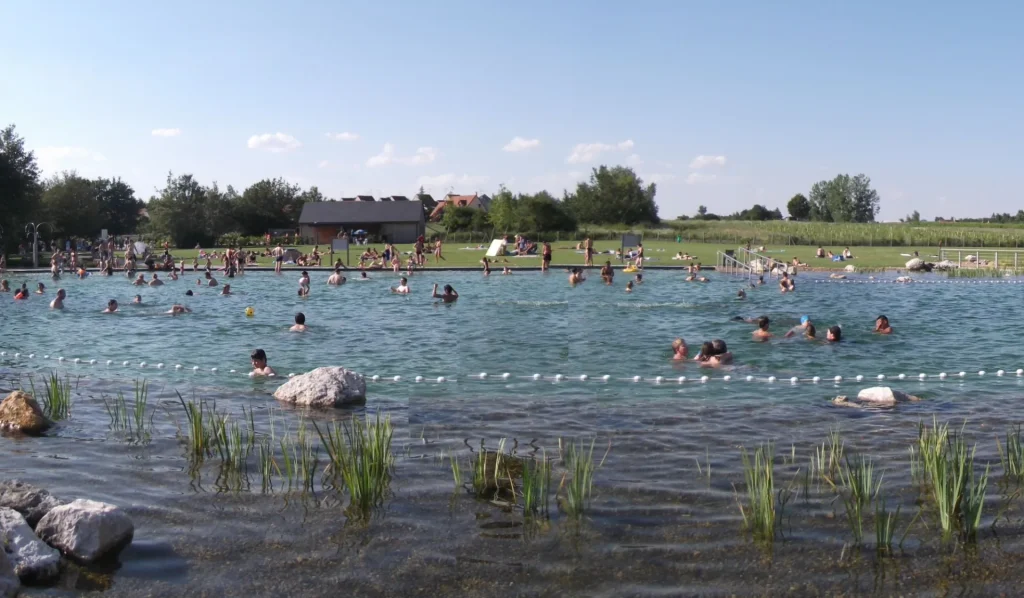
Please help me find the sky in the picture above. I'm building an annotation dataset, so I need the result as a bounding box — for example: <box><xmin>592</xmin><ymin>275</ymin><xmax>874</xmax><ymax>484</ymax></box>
<box><xmin>3</xmin><ymin>0</ymin><xmax>1021</xmax><ymax>221</ymax></box>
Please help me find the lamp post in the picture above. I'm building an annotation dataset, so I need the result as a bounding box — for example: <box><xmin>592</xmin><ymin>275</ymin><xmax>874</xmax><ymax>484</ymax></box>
<box><xmin>25</xmin><ymin>222</ymin><xmax>52</xmax><ymax>268</ymax></box>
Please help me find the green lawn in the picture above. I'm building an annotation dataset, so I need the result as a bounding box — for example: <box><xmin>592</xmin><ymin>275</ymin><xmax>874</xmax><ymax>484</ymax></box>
<box><xmin>164</xmin><ymin>241</ymin><xmax>940</xmax><ymax>270</ymax></box>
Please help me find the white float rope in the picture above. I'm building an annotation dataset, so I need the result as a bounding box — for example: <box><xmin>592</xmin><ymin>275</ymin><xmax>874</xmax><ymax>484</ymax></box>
<box><xmin>1</xmin><ymin>350</ymin><xmax>1023</xmax><ymax>386</ymax></box>
<box><xmin>811</xmin><ymin>279</ymin><xmax>1024</xmax><ymax>284</ymax></box>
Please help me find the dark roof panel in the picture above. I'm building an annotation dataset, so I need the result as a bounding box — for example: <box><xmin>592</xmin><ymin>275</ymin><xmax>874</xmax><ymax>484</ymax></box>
<box><xmin>299</xmin><ymin>200</ymin><xmax>425</xmax><ymax>224</ymax></box>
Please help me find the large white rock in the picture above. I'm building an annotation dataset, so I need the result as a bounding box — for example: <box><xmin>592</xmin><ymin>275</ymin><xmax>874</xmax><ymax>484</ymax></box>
<box><xmin>0</xmin><ymin>480</ymin><xmax>65</xmax><ymax>527</ymax></box>
<box><xmin>905</xmin><ymin>258</ymin><xmax>925</xmax><ymax>271</ymax></box>
<box><xmin>844</xmin><ymin>264</ymin><xmax>856</xmax><ymax>272</ymax></box>
<box><xmin>856</xmin><ymin>386</ymin><xmax>917</xmax><ymax>405</ymax></box>
<box><xmin>0</xmin><ymin>550</ymin><xmax>18</xmax><ymax>598</ymax></box>
<box><xmin>273</xmin><ymin>366</ymin><xmax>367</xmax><ymax>408</ymax></box>
<box><xmin>0</xmin><ymin>507</ymin><xmax>60</xmax><ymax>582</ymax></box>
<box><xmin>35</xmin><ymin>499</ymin><xmax>134</xmax><ymax>563</ymax></box>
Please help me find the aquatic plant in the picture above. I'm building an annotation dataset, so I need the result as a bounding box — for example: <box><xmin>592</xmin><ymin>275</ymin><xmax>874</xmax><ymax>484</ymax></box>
<box><xmin>521</xmin><ymin>450</ymin><xmax>552</xmax><ymax>517</ymax></box>
<box><xmin>996</xmin><ymin>425</ymin><xmax>1024</xmax><ymax>481</ymax></box>
<box><xmin>33</xmin><ymin>371</ymin><xmax>72</xmax><ymax>420</ymax></box>
<box><xmin>918</xmin><ymin>418</ymin><xmax>991</xmax><ymax>543</ymax></box>
<box><xmin>814</xmin><ymin>427</ymin><xmax>845</xmax><ymax>489</ymax></box>
<box><xmin>212</xmin><ymin>409</ymin><xmax>254</xmax><ymax>472</ymax></box>
<box><xmin>874</xmin><ymin>500</ymin><xmax>900</xmax><ymax>555</ymax></box>
<box><xmin>176</xmin><ymin>392</ymin><xmax>217</xmax><ymax>458</ymax></box>
<box><xmin>314</xmin><ymin>412</ymin><xmax>393</xmax><ymax>510</ymax></box>
<box><xmin>838</xmin><ymin>455</ymin><xmax>882</xmax><ymax>545</ymax></box>
<box><xmin>559</xmin><ymin>439</ymin><xmax>602</xmax><ymax>519</ymax></box>
<box><xmin>257</xmin><ymin>436</ymin><xmax>277</xmax><ymax>493</ymax></box>
<box><xmin>448</xmin><ymin>451</ymin><xmax>463</xmax><ymax>490</ymax></box>
<box><xmin>738</xmin><ymin>442</ymin><xmax>777</xmax><ymax>542</ymax></box>
<box><xmin>469</xmin><ymin>438</ymin><xmax>522</xmax><ymax>501</ymax></box>
<box><xmin>694</xmin><ymin>447</ymin><xmax>712</xmax><ymax>481</ymax></box>
<box><xmin>103</xmin><ymin>380</ymin><xmax>151</xmax><ymax>442</ymax></box>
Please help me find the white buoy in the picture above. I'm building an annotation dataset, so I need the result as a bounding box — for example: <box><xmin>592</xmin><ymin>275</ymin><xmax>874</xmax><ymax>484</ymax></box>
<box><xmin>602</xmin><ymin>374</ymin><xmax>611</xmax><ymax>382</ymax></box>
<box><xmin>28</xmin><ymin>354</ymin><xmax>34</xmax><ymax>359</ymax></box>
<box><xmin>139</xmin><ymin>362</ymin><xmax>146</xmax><ymax>368</ymax></box>
<box><xmin>122</xmin><ymin>361</ymin><xmax>129</xmax><ymax>366</ymax></box>
<box><xmin>897</xmin><ymin>373</ymin><xmax>906</xmax><ymax>380</ymax></box>
<box><xmin>919</xmin><ymin>373</ymin><xmax>926</xmax><ymax>380</ymax></box>
<box><xmin>211</xmin><ymin>368</ymin><xmax>218</xmax><ymax>373</ymax></box>
<box><xmin>0</xmin><ymin>352</ymin><xmax>5</xmax><ymax>357</ymax></box>
<box><xmin>959</xmin><ymin>371</ymin><xmax>967</xmax><ymax>378</ymax></box>
<box><xmin>746</xmin><ymin>375</ymin><xmax>754</xmax><ymax>382</ymax></box>
<box><xmin>73</xmin><ymin>358</ymin><xmax>81</xmax><ymax>364</ymax></box>
<box><xmin>393</xmin><ymin>375</ymin><xmax>402</xmax><ymax>382</ymax></box>
<box><xmin>229</xmin><ymin>370</ymin><xmax>236</xmax><ymax>374</ymax></box>
<box><xmin>88</xmin><ymin>359</ymin><xmax>96</xmax><ymax>365</ymax></box>
<box><xmin>939</xmin><ymin>372</ymin><xmax>947</xmax><ymax>379</ymax></box>
<box><xmin>106</xmin><ymin>360</ymin><xmax>113</xmax><ymax>366</ymax></box>
<box><xmin>834</xmin><ymin>376</ymin><xmax>843</xmax><ymax>383</ymax></box>
<box><xmin>978</xmin><ymin>370</ymin><xmax>986</xmax><ymax>376</ymax></box>
<box><xmin>700</xmin><ymin>376</ymin><xmax>709</xmax><ymax>384</ymax></box>
<box><xmin>437</xmin><ymin>376</ymin><xmax>446</xmax><ymax>383</ymax></box>
<box><xmin>192</xmin><ymin>366</ymin><xmax>199</xmax><ymax>371</ymax></box>
<box><xmin>175</xmin><ymin>364</ymin><xmax>182</xmax><ymax>370</ymax></box>
<box><xmin>723</xmin><ymin>375</ymin><xmax>732</xmax><ymax>382</ymax></box>
<box><xmin>812</xmin><ymin>376</ymin><xmax>821</xmax><ymax>384</ymax></box>
<box><xmin>579</xmin><ymin>374</ymin><xmax>588</xmax><ymax>382</ymax></box>
<box><xmin>877</xmin><ymin>374</ymin><xmax>886</xmax><ymax>381</ymax></box>
<box><xmin>532</xmin><ymin>373</ymin><xmax>541</xmax><ymax>381</ymax></box>
<box><xmin>288</xmin><ymin>373</ymin><xmax>295</xmax><ymax>378</ymax></box>
<box><xmin>415</xmin><ymin>376</ymin><xmax>424</xmax><ymax>383</ymax></box>
<box><xmin>371</xmin><ymin>375</ymin><xmax>380</xmax><ymax>382</ymax></box>
<box><xmin>768</xmin><ymin>376</ymin><xmax>776</xmax><ymax>383</ymax></box>
<box><xmin>1017</xmin><ymin>369</ymin><xmax>1024</xmax><ymax>377</ymax></box>
<box><xmin>654</xmin><ymin>376</ymin><xmax>663</xmax><ymax>384</ymax></box>
<box><xmin>554</xmin><ymin>374</ymin><xmax>564</xmax><ymax>382</ymax></box>
<box><xmin>632</xmin><ymin>375</ymin><xmax>641</xmax><ymax>383</ymax></box>
<box><xmin>43</xmin><ymin>355</ymin><xmax>49</xmax><ymax>359</ymax></box>
<box><xmin>856</xmin><ymin>375</ymin><xmax>864</xmax><ymax>382</ymax></box>
<box><xmin>791</xmin><ymin>377</ymin><xmax>799</xmax><ymax>384</ymax></box>
<box><xmin>58</xmin><ymin>356</ymin><xmax>64</xmax><ymax>362</ymax></box>
<box><xmin>156</xmin><ymin>363</ymin><xmax>164</xmax><ymax>369</ymax></box>
<box><xmin>14</xmin><ymin>353</ymin><xmax>20</xmax><ymax>359</ymax></box>
<box><xmin>479</xmin><ymin>373</ymin><xmax>488</xmax><ymax>380</ymax></box>
<box><xmin>678</xmin><ymin>376</ymin><xmax>687</xmax><ymax>384</ymax></box>
<box><xmin>502</xmin><ymin>372</ymin><xmax>511</xmax><ymax>380</ymax></box>
<box><xmin>997</xmin><ymin>370</ymin><xmax>1005</xmax><ymax>377</ymax></box>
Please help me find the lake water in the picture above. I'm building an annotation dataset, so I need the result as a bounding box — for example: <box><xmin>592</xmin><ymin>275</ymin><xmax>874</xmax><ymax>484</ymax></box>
<box><xmin>3</xmin><ymin>269</ymin><xmax>1024</xmax><ymax>595</ymax></box>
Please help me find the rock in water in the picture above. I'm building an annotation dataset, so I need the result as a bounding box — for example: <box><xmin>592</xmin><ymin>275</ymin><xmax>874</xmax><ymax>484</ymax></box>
<box><xmin>856</xmin><ymin>386</ymin><xmax>919</xmax><ymax>405</ymax></box>
<box><xmin>273</xmin><ymin>366</ymin><xmax>367</xmax><ymax>408</ymax></box>
<box><xmin>36</xmin><ymin>499</ymin><xmax>134</xmax><ymax>563</ymax></box>
<box><xmin>0</xmin><ymin>549</ymin><xmax>19</xmax><ymax>598</ymax></box>
<box><xmin>0</xmin><ymin>480</ymin><xmax>65</xmax><ymax>527</ymax></box>
<box><xmin>0</xmin><ymin>508</ymin><xmax>60</xmax><ymax>582</ymax></box>
<box><xmin>0</xmin><ymin>391</ymin><xmax>52</xmax><ymax>435</ymax></box>
<box><xmin>905</xmin><ymin>257</ymin><xmax>924</xmax><ymax>271</ymax></box>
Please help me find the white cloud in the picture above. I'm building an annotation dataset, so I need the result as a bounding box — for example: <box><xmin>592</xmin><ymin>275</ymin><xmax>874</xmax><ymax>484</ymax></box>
<box><xmin>644</xmin><ymin>173</ymin><xmax>676</xmax><ymax>184</ymax></box>
<box><xmin>416</xmin><ymin>173</ymin><xmax>490</xmax><ymax>191</ymax></box>
<box><xmin>503</xmin><ymin>136</ymin><xmax>541</xmax><ymax>152</ymax></box>
<box><xmin>626</xmin><ymin>154</ymin><xmax>643</xmax><ymax>166</ymax></box>
<box><xmin>566</xmin><ymin>139</ymin><xmax>635</xmax><ymax>163</ymax></box>
<box><xmin>688</xmin><ymin>155</ymin><xmax>727</xmax><ymax>169</ymax></box>
<box><xmin>35</xmin><ymin>146</ymin><xmax>106</xmax><ymax>173</ymax></box>
<box><xmin>247</xmin><ymin>132</ymin><xmax>301</xmax><ymax>152</ymax></box>
<box><xmin>151</xmin><ymin>128</ymin><xmax>181</xmax><ymax>137</ymax></box>
<box><xmin>325</xmin><ymin>132</ymin><xmax>359</xmax><ymax>141</ymax></box>
<box><xmin>686</xmin><ymin>172</ymin><xmax>717</xmax><ymax>185</ymax></box>
<box><xmin>366</xmin><ymin>143</ymin><xmax>438</xmax><ymax>167</ymax></box>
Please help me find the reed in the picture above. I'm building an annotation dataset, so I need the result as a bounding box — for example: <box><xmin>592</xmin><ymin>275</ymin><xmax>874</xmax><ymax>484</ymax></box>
<box><xmin>560</xmin><ymin>439</ymin><xmax>600</xmax><ymax>519</ymax></box>
<box><xmin>918</xmin><ymin>418</ymin><xmax>991</xmax><ymax>543</ymax></box>
<box><xmin>314</xmin><ymin>412</ymin><xmax>393</xmax><ymax>510</ymax></box>
<box><xmin>33</xmin><ymin>371</ymin><xmax>72</xmax><ymax>420</ymax></box>
<box><xmin>449</xmin><ymin>451</ymin><xmax>463</xmax><ymax>489</ymax></box>
<box><xmin>838</xmin><ymin>455</ymin><xmax>882</xmax><ymax>545</ymax></box>
<box><xmin>257</xmin><ymin>436</ymin><xmax>277</xmax><ymax>493</ymax></box>
<box><xmin>814</xmin><ymin>427</ymin><xmax>845</xmax><ymax>490</ymax></box>
<box><xmin>521</xmin><ymin>450</ymin><xmax>552</xmax><ymax>517</ymax></box>
<box><xmin>874</xmin><ymin>500</ymin><xmax>900</xmax><ymax>555</ymax></box>
<box><xmin>212</xmin><ymin>412</ymin><xmax>252</xmax><ymax>472</ymax></box>
<box><xmin>738</xmin><ymin>442</ymin><xmax>777</xmax><ymax>541</ymax></box>
<box><xmin>176</xmin><ymin>392</ymin><xmax>217</xmax><ymax>458</ymax></box>
<box><xmin>996</xmin><ymin>425</ymin><xmax>1024</xmax><ymax>481</ymax></box>
<box><xmin>694</xmin><ymin>447</ymin><xmax>712</xmax><ymax>481</ymax></box>
<box><xmin>103</xmin><ymin>380</ymin><xmax>151</xmax><ymax>442</ymax></box>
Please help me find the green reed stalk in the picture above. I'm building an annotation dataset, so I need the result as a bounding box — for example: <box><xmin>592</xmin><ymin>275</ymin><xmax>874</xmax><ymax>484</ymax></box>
<box><xmin>839</xmin><ymin>455</ymin><xmax>882</xmax><ymax>545</ymax></box>
<box><xmin>257</xmin><ymin>437</ymin><xmax>276</xmax><ymax>493</ymax></box>
<box><xmin>739</xmin><ymin>442</ymin><xmax>776</xmax><ymax>541</ymax></box>
<box><xmin>814</xmin><ymin>427</ymin><xmax>844</xmax><ymax>490</ymax></box>
<box><xmin>996</xmin><ymin>425</ymin><xmax>1024</xmax><ymax>481</ymax></box>
<box><xmin>472</xmin><ymin>440</ymin><xmax>489</xmax><ymax>496</ymax></box>
<box><xmin>176</xmin><ymin>392</ymin><xmax>216</xmax><ymax>457</ymax></box>
<box><xmin>103</xmin><ymin>392</ymin><xmax>128</xmax><ymax>431</ymax></box>
<box><xmin>449</xmin><ymin>451</ymin><xmax>463</xmax><ymax>489</ymax></box>
<box><xmin>35</xmin><ymin>371</ymin><xmax>72</xmax><ymax>420</ymax></box>
<box><xmin>919</xmin><ymin>418</ymin><xmax>990</xmax><ymax>543</ymax></box>
<box><xmin>560</xmin><ymin>439</ymin><xmax>599</xmax><ymax>518</ymax></box>
<box><xmin>314</xmin><ymin>413</ymin><xmax>392</xmax><ymax>508</ymax></box>
<box><xmin>875</xmin><ymin>500</ymin><xmax>900</xmax><ymax>555</ymax></box>
<box><xmin>521</xmin><ymin>450</ymin><xmax>552</xmax><ymax>516</ymax></box>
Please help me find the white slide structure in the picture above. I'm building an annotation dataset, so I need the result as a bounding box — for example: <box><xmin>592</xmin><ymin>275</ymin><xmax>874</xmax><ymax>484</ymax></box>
<box><xmin>485</xmin><ymin>239</ymin><xmax>506</xmax><ymax>257</ymax></box>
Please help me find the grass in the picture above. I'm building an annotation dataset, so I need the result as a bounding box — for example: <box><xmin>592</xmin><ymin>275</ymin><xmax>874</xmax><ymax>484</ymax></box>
<box><xmin>102</xmin><ymin>379</ymin><xmax>151</xmax><ymax>442</ymax></box>
<box><xmin>917</xmin><ymin>418</ymin><xmax>991</xmax><ymax>543</ymax></box>
<box><xmin>314</xmin><ymin>412</ymin><xmax>394</xmax><ymax>512</ymax></box>
<box><xmin>559</xmin><ymin>439</ymin><xmax>603</xmax><ymax>519</ymax></box>
<box><xmin>838</xmin><ymin>455</ymin><xmax>883</xmax><ymax>545</ymax></box>
<box><xmin>874</xmin><ymin>500</ymin><xmax>900</xmax><ymax>555</ymax></box>
<box><xmin>738</xmin><ymin>442</ymin><xmax>778</xmax><ymax>542</ymax></box>
<box><xmin>997</xmin><ymin>425</ymin><xmax>1024</xmax><ymax>481</ymax></box>
<box><xmin>176</xmin><ymin>393</ymin><xmax>217</xmax><ymax>458</ymax></box>
<box><xmin>521</xmin><ymin>450</ymin><xmax>552</xmax><ymax>517</ymax></box>
<box><xmin>814</xmin><ymin>427</ymin><xmax>845</xmax><ymax>490</ymax></box>
<box><xmin>32</xmin><ymin>371</ymin><xmax>72</xmax><ymax>420</ymax></box>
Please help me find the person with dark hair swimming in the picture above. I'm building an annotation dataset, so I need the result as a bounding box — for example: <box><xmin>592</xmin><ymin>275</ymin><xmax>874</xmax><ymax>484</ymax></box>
<box><xmin>874</xmin><ymin>315</ymin><xmax>893</xmax><ymax>335</ymax></box>
<box><xmin>290</xmin><ymin>312</ymin><xmax>307</xmax><ymax>332</ymax></box>
<box><xmin>250</xmin><ymin>349</ymin><xmax>276</xmax><ymax>376</ymax></box>
<box><xmin>752</xmin><ymin>316</ymin><xmax>772</xmax><ymax>340</ymax></box>
<box><xmin>827</xmin><ymin>326</ymin><xmax>842</xmax><ymax>342</ymax></box>
<box><xmin>432</xmin><ymin>283</ymin><xmax>459</xmax><ymax>303</ymax></box>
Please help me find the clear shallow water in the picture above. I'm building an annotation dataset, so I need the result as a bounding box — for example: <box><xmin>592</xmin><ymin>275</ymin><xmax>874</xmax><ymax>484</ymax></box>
<box><xmin>3</xmin><ymin>270</ymin><xmax>1024</xmax><ymax>595</ymax></box>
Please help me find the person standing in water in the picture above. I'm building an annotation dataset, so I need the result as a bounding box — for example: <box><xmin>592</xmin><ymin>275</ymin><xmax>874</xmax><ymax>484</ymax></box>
<box><xmin>250</xmin><ymin>349</ymin><xmax>276</xmax><ymax>376</ymax></box>
<box><xmin>874</xmin><ymin>315</ymin><xmax>893</xmax><ymax>334</ymax></box>
<box><xmin>290</xmin><ymin>312</ymin><xmax>308</xmax><ymax>332</ymax></box>
<box><xmin>752</xmin><ymin>316</ymin><xmax>772</xmax><ymax>340</ymax></box>
<box><xmin>391</xmin><ymin>277</ymin><xmax>410</xmax><ymax>294</ymax></box>
<box><xmin>50</xmin><ymin>288</ymin><xmax>66</xmax><ymax>309</ymax></box>
<box><xmin>432</xmin><ymin>283</ymin><xmax>459</xmax><ymax>303</ymax></box>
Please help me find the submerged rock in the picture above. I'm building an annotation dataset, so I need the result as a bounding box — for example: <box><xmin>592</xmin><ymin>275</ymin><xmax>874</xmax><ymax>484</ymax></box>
<box><xmin>833</xmin><ymin>386</ymin><xmax>922</xmax><ymax>408</ymax></box>
<box><xmin>0</xmin><ymin>550</ymin><xmax>18</xmax><ymax>598</ymax></box>
<box><xmin>273</xmin><ymin>366</ymin><xmax>367</xmax><ymax>408</ymax></box>
<box><xmin>0</xmin><ymin>480</ymin><xmax>65</xmax><ymax>527</ymax></box>
<box><xmin>0</xmin><ymin>391</ymin><xmax>52</xmax><ymax>435</ymax></box>
<box><xmin>0</xmin><ymin>507</ymin><xmax>61</xmax><ymax>582</ymax></box>
<box><xmin>36</xmin><ymin>499</ymin><xmax>134</xmax><ymax>563</ymax></box>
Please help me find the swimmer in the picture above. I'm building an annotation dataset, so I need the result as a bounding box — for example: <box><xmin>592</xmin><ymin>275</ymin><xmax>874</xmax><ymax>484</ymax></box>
<box><xmin>358</xmin><ymin>272</ymin><xmax>369</xmax><ymax>281</ymax></box>
<box><xmin>327</xmin><ymin>268</ymin><xmax>346</xmax><ymax>285</ymax></box>
<box><xmin>432</xmin><ymin>283</ymin><xmax>459</xmax><ymax>303</ymax></box>
<box><xmin>737</xmin><ymin>289</ymin><xmax>746</xmax><ymax>300</ymax></box>
<box><xmin>14</xmin><ymin>286</ymin><xmax>28</xmax><ymax>300</ymax></box>
<box><xmin>220</xmin><ymin>284</ymin><xmax>232</xmax><ymax>295</ymax></box>
<box><xmin>752</xmin><ymin>316</ymin><xmax>772</xmax><ymax>340</ymax></box>
<box><xmin>601</xmin><ymin>261</ymin><xmax>614</xmax><ymax>284</ymax></box>
<box><xmin>132</xmin><ymin>295</ymin><xmax>143</xmax><ymax>304</ymax></box>
<box><xmin>103</xmin><ymin>299</ymin><xmax>119</xmax><ymax>313</ymax></box>
<box><xmin>694</xmin><ymin>341</ymin><xmax>715</xmax><ymax>362</ymax></box>
<box><xmin>49</xmin><ymin>288</ymin><xmax>66</xmax><ymax>309</ymax></box>
<box><xmin>391</xmin><ymin>277</ymin><xmax>410</xmax><ymax>294</ymax></box>
<box><xmin>784</xmin><ymin>315</ymin><xmax>812</xmax><ymax>338</ymax></box>
<box><xmin>634</xmin><ymin>274</ymin><xmax>643</xmax><ymax>284</ymax></box>
<box><xmin>502</xmin><ymin>267</ymin><xmax>512</xmax><ymax>275</ymax></box>
<box><xmin>290</xmin><ymin>312</ymin><xmax>307</xmax><ymax>332</ymax></box>
<box><xmin>185</xmin><ymin>290</ymin><xmax>194</xmax><ymax>296</ymax></box>
<box><xmin>250</xmin><ymin>348</ymin><xmax>276</xmax><ymax>376</ymax></box>
<box><xmin>35</xmin><ymin>282</ymin><xmax>45</xmax><ymax>295</ymax></box>
<box><xmin>829</xmin><ymin>273</ymin><xmax>847</xmax><ymax>280</ymax></box>
<box><xmin>166</xmin><ymin>304</ymin><xmax>192</xmax><ymax>315</ymax></box>
<box><xmin>0</xmin><ymin>280</ymin><xmax>8</xmax><ymax>292</ymax></box>
<box><xmin>569</xmin><ymin>267</ymin><xmax>586</xmax><ymax>285</ymax></box>
<box><xmin>205</xmin><ymin>271</ymin><xmax>218</xmax><ymax>287</ymax></box>
<box><xmin>625</xmin><ymin>281</ymin><xmax>633</xmax><ymax>293</ymax></box>
<box><xmin>779</xmin><ymin>272</ymin><xmax>795</xmax><ymax>293</ymax></box>
<box><xmin>77</xmin><ymin>268</ymin><xmax>88</xmax><ymax>279</ymax></box>
<box><xmin>671</xmin><ymin>338</ymin><xmax>688</xmax><ymax>360</ymax></box>
<box><xmin>874</xmin><ymin>315</ymin><xmax>893</xmax><ymax>334</ymax></box>
<box><xmin>827</xmin><ymin>326</ymin><xmax>842</xmax><ymax>342</ymax></box>
<box><xmin>701</xmin><ymin>339</ymin><xmax>733</xmax><ymax>367</ymax></box>
<box><xmin>757</xmin><ymin>275</ymin><xmax>765</xmax><ymax>286</ymax></box>
<box><xmin>297</xmin><ymin>286</ymin><xmax>309</xmax><ymax>298</ymax></box>
<box><xmin>149</xmin><ymin>273</ymin><xmax>164</xmax><ymax>286</ymax></box>
<box><xmin>133</xmin><ymin>274</ymin><xmax>146</xmax><ymax>286</ymax></box>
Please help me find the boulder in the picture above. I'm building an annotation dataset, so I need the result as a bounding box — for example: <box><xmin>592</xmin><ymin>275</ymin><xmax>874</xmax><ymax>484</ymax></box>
<box><xmin>0</xmin><ymin>550</ymin><xmax>18</xmax><ymax>598</ymax></box>
<box><xmin>856</xmin><ymin>386</ymin><xmax>919</xmax><ymax>405</ymax></box>
<box><xmin>844</xmin><ymin>264</ymin><xmax>856</xmax><ymax>272</ymax></box>
<box><xmin>273</xmin><ymin>367</ymin><xmax>367</xmax><ymax>408</ymax></box>
<box><xmin>934</xmin><ymin>260</ymin><xmax>958</xmax><ymax>271</ymax></box>
<box><xmin>905</xmin><ymin>258</ymin><xmax>924</xmax><ymax>271</ymax></box>
<box><xmin>0</xmin><ymin>391</ymin><xmax>52</xmax><ymax>435</ymax></box>
<box><xmin>0</xmin><ymin>508</ymin><xmax>60</xmax><ymax>582</ymax></box>
<box><xmin>0</xmin><ymin>480</ymin><xmax>65</xmax><ymax>527</ymax></box>
<box><xmin>36</xmin><ymin>499</ymin><xmax>134</xmax><ymax>563</ymax></box>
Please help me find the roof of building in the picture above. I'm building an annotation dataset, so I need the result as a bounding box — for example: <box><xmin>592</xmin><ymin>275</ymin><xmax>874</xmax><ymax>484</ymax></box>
<box><xmin>299</xmin><ymin>200</ymin><xmax>424</xmax><ymax>224</ymax></box>
<box><xmin>356</xmin><ymin>195</ymin><xmax>375</xmax><ymax>202</ymax></box>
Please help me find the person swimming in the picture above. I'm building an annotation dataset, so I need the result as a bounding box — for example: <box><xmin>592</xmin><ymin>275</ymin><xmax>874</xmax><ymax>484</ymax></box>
<box><xmin>432</xmin><ymin>283</ymin><xmax>459</xmax><ymax>303</ymax></box>
<box><xmin>290</xmin><ymin>312</ymin><xmax>307</xmax><ymax>332</ymax></box>
<box><xmin>625</xmin><ymin>281</ymin><xmax>633</xmax><ymax>293</ymax></box>
<box><xmin>634</xmin><ymin>274</ymin><xmax>643</xmax><ymax>284</ymax></box>
<box><xmin>391</xmin><ymin>277</ymin><xmax>410</xmax><ymax>294</ymax></box>
<box><xmin>671</xmin><ymin>338</ymin><xmax>688</xmax><ymax>360</ymax></box>
<box><xmin>784</xmin><ymin>315</ymin><xmax>811</xmax><ymax>338</ymax></box>
<box><xmin>220</xmin><ymin>284</ymin><xmax>232</xmax><ymax>295</ymax></box>
<box><xmin>827</xmin><ymin>325</ymin><xmax>842</xmax><ymax>342</ymax></box>
<box><xmin>250</xmin><ymin>348</ymin><xmax>276</xmax><ymax>377</ymax></box>
<box><xmin>185</xmin><ymin>290</ymin><xmax>194</xmax><ymax>296</ymax></box>
<box><xmin>752</xmin><ymin>316</ymin><xmax>772</xmax><ymax>340</ymax></box>
<box><xmin>502</xmin><ymin>267</ymin><xmax>512</xmax><ymax>275</ymax></box>
<box><xmin>205</xmin><ymin>271</ymin><xmax>218</xmax><ymax>287</ymax></box>
<box><xmin>49</xmin><ymin>289</ymin><xmax>66</xmax><ymax>309</ymax></box>
<box><xmin>359</xmin><ymin>272</ymin><xmax>369</xmax><ymax>280</ymax></box>
<box><xmin>0</xmin><ymin>280</ymin><xmax>9</xmax><ymax>292</ymax></box>
<box><xmin>132</xmin><ymin>295</ymin><xmax>143</xmax><ymax>304</ymax></box>
<box><xmin>601</xmin><ymin>261</ymin><xmax>614</xmax><ymax>284</ymax></box>
<box><xmin>779</xmin><ymin>272</ymin><xmax>795</xmax><ymax>293</ymax></box>
<box><xmin>133</xmin><ymin>274</ymin><xmax>146</xmax><ymax>286</ymax></box>
<box><xmin>166</xmin><ymin>304</ymin><xmax>192</xmax><ymax>315</ymax></box>
<box><xmin>569</xmin><ymin>267</ymin><xmax>586</xmax><ymax>285</ymax></box>
<box><xmin>737</xmin><ymin>289</ymin><xmax>746</xmax><ymax>300</ymax></box>
<box><xmin>35</xmin><ymin>282</ymin><xmax>45</xmax><ymax>294</ymax></box>
<box><xmin>327</xmin><ymin>268</ymin><xmax>346</xmax><ymax>285</ymax></box>
<box><xmin>103</xmin><ymin>299</ymin><xmax>118</xmax><ymax>313</ymax></box>
<box><xmin>149</xmin><ymin>273</ymin><xmax>164</xmax><ymax>286</ymax></box>
<box><xmin>874</xmin><ymin>315</ymin><xmax>893</xmax><ymax>334</ymax></box>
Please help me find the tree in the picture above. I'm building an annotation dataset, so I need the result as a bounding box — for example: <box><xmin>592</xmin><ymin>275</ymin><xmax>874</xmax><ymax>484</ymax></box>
<box><xmin>41</xmin><ymin>171</ymin><xmax>101</xmax><ymax>238</ymax></box>
<box><xmin>518</xmin><ymin>191</ymin><xmax>576</xmax><ymax>232</ymax></box>
<box><xmin>232</xmin><ymin>178</ymin><xmax>302</xmax><ymax>236</ymax></box>
<box><xmin>442</xmin><ymin>206</ymin><xmax>485</xmax><ymax>232</ymax></box>
<box><xmin>299</xmin><ymin>185</ymin><xmax>327</xmax><ymax>204</ymax></box>
<box><xmin>0</xmin><ymin>124</ymin><xmax>41</xmax><ymax>250</ymax></box>
<box><xmin>787</xmin><ymin>194</ymin><xmax>810</xmax><ymax>220</ymax></box>
<box><xmin>147</xmin><ymin>173</ymin><xmax>226</xmax><ymax>247</ymax></box>
<box><xmin>807</xmin><ymin>174</ymin><xmax>881</xmax><ymax>223</ymax></box>
<box><xmin>850</xmin><ymin>174</ymin><xmax>880</xmax><ymax>223</ymax></box>
<box><xmin>486</xmin><ymin>185</ymin><xmax>518</xmax><ymax>232</ymax></box>
<box><xmin>94</xmin><ymin>177</ymin><xmax>143</xmax><ymax>235</ymax></box>
<box><xmin>698</xmin><ymin>205</ymin><xmax>707</xmax><ymax>217</ymax></box>
<box><xmin>564</xmin><ymin>166</ymin><xmax>659</xmax><ymax>225</ymax></box>
<box><xmin>905</xmin><ymin>210</ymin><xmax>921</xmax><ymax>223</ymax></box>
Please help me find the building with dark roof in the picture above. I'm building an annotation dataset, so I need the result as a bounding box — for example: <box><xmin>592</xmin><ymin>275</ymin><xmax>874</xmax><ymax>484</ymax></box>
<box><xmin>298</xmin><ymin>199</ymin><xmax>425</xmax><ymax>244</ymax></box>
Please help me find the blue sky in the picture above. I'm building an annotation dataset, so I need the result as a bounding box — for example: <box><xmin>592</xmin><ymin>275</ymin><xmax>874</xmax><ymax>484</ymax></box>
<box><xmin>3</xmin><ymin>0</ymin><xmax>1021</xmax><ymax>220</ymax></box>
